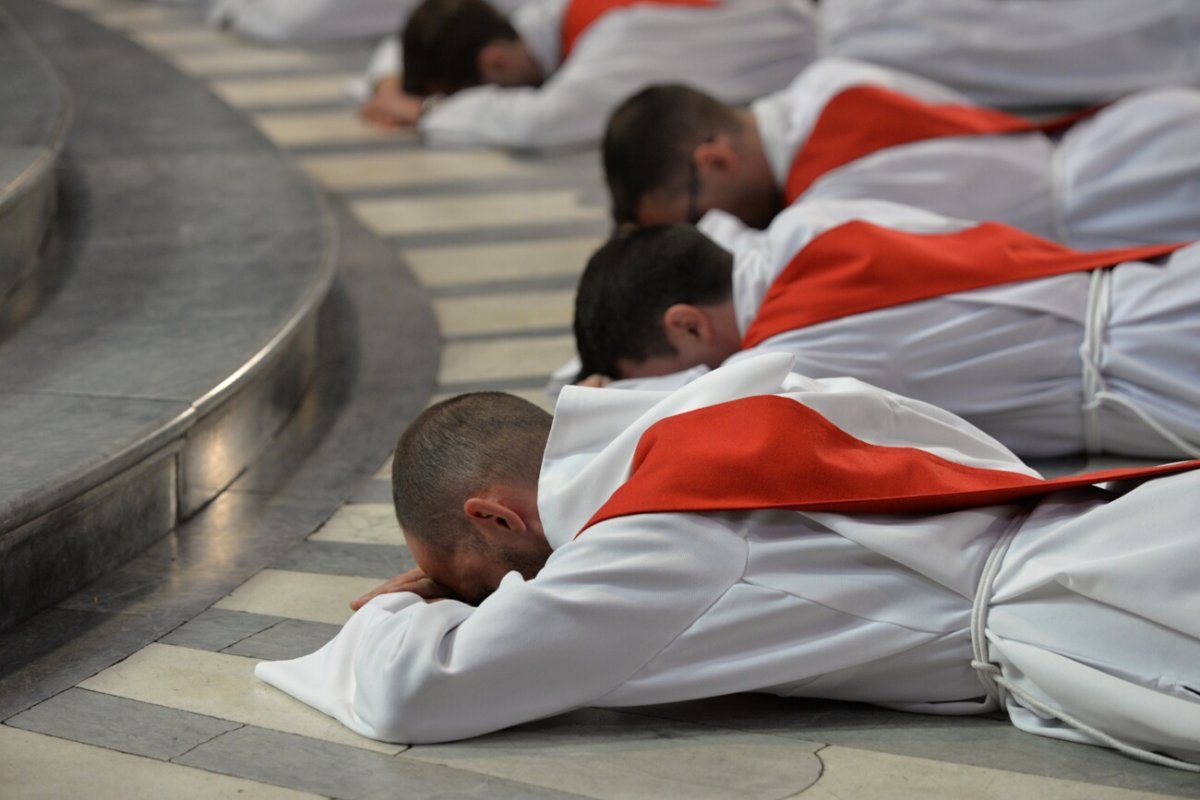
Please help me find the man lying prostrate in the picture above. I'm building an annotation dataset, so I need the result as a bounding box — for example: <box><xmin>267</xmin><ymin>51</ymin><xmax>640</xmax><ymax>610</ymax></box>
<box><xmin>821</xmin><ymin>0</ymin><xmax>1200</xmax><ymax>110</ymax></box>
<box><xmin>255</xmin><ymin>358</ymin><xmax>1200</xmax><ymax>770</ymax></box>
<box><xmin>606</xmin><ymin>59</ymin><xmax>1200</xmax><ymax>250</ymax></box>
<box><xmin>570</xmin><ymin>200</ymin><xmax>1200</xmax><ymax>460</ymax></box>
<box><xmin>357</xmin><ymin>0</ymin><xmax>817</xmax><ymax>149</ymax></box>
<box><xmin>208</xmin><ymin>0</ymin><xmax>409</xmax><ymax>42</ymax></box>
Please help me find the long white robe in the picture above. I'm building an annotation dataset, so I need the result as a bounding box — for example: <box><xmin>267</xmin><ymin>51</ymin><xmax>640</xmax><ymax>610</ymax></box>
<box><xmin>755</xmin><ymin>59</ymin><xmax>1200</xmax><ymax>249</ymax></box>
<box><xmin>739</xmin><ymin>203</ymin><xmax>1200</xmax><ymax>459</ymax></box>
<box><xmin>820</xmin><ymin>0</ymin><xmax>1200</xmax><ymax>109</ymax></box>
<box><xmin>362</xmin><ymin>0</ymin><xmax>819</xmax><ymax>150</ymax></box>
<box><xmin>256</xmin><ymin>353</ymin><xmax>1200</xmax><ymax>766</ymax></box>
<box><xmin>609</xmin><ymin>201</ymin><xmax>1200</xmax><ymax>460</ymax></box>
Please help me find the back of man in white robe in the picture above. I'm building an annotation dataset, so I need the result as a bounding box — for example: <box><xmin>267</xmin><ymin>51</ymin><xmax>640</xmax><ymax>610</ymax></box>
<box><xmin>571</xmin><ymin>199</ymin><xmax>1200</xmax><ymax>459</ymax></box>
<box><xmin>256</xmin><ymin>355</ymin><xmax>1200</xmax><ymax>771</ymax></box>
<box><xmin>610</xmin><ymin>58</ymin><xmax>1200</xmax><ymax>249</ymax></box>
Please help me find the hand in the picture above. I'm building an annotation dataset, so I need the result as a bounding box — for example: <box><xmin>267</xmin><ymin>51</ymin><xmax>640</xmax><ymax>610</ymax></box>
<box><xmin>350</xmin><ymin>567</ymin><xmax>455</xmax><ymax>610</ymax></box>
<box><xmin>360</xmin><ymin>75</ymin><xmax>424</xmax><ymax>129</ymax></box>
<box><xmin>576</xmin><ymin>374</ymin><xmax>613</xmax><ymax>388</ymax></box>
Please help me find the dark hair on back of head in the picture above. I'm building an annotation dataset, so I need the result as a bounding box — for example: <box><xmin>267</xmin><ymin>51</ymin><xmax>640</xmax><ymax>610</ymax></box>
<box><xmin>603</xmin><ymin>84</ymin><xmax>742</xmax><ymax>224</ymax></box>
<box><xmin>402</xmin><ymin>0</ymin><xmax>518</xmax><ymax>96</ymax></box>
<box><xmin>574</xmin><ymin>224</ymin><xmax>734</xmax><ymax>380</ymax></box>
<box><xmin>392</xmin><ymin>392</ymin><xmax>551</xmax><ymax>554</ymax></box>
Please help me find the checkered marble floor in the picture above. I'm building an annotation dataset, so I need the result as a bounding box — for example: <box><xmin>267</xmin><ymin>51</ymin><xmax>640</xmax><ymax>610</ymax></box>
<box><xmin>3</xmin><ymin>1</ymin><xmax>1197</xmax><ymax>798</ymax></box>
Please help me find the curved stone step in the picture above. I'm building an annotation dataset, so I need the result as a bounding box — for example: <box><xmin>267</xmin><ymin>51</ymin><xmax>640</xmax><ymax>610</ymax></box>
<box><xmin>0</xmin><ymin>4</ymin><xmax>71</xmax><ymax>340</ymax></box>
<box><xmin>0</xmin><ymin>0</ymin><xmax>337</xmax><ymax>631</ymax></box>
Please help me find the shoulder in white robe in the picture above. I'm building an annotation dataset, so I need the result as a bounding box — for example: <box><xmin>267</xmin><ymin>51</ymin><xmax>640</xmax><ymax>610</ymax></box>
<box><xmin>753</xmin><ymin>58</ymin><xmax>1200</xmax><ymax>248</ymax></box>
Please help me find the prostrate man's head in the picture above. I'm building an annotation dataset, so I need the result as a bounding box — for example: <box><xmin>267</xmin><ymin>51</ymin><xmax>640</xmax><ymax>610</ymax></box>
<box><xmin>392</xmin><ymin>392</ymin><xmax>554</xmax><ymax>604</ymax></box>
<box><xmin>574</xmin><ymin>224</ymin><xmax>741</xmax><ymax>382</ymax></box>
<box><xmin>402</xmin><ymin>0</ymin><xmax>545</xmax><ymax>97</ymax></box>
<box><xmin>604</xmin><ymin>84</ymin><xmax>780</xmax><ymax>229</ymax></box>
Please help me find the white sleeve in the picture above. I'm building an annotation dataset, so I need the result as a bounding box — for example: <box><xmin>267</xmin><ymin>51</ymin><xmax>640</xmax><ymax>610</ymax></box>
<box><xmin>822</xmin><ymin>0</ymin><xmax>1200</xmax><ymax>108</ymax></box>
<box><xmin>256</xmin><ymin>515</ymin><xmax>745</xmax><ymax>744</ymax></box>
<box><xmin>416</xmin><ymin>70</ymin><xmax>616</xmax><ymax>150</ymax></box>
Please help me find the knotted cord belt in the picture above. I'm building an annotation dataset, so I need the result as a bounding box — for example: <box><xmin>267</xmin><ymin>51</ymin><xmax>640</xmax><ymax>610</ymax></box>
<box><xmin>969</xmin><ymin>509</ymin><xmax>1200</xmax><ymax>772</ymax></box>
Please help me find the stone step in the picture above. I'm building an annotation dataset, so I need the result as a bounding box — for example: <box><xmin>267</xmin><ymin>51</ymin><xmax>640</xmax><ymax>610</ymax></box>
<box><xmin>0</xmin><ymin>4</ymin><xmax>71</xmax><ymax>340</ymax></box>
<box><xmin>0</xmin><ymin>0</ymin><xmax>337</xmax><ymax>631</ymax></box>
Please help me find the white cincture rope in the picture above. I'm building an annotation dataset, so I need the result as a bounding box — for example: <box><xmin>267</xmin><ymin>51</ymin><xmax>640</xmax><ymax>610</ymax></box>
<box><xmin>969</xmin><ymin>513</ymin><xmax>1023</xmax><ymax>709</ymax></box>
<box><xmin>1078</xmin><ymin>269</ymin><xmax>1200</xmax><ymax>458</ymax></box>
<box><xmin>969</xmin><ymin>511</ymin><xmax>1200</xmax><ymax>772</ymax></box>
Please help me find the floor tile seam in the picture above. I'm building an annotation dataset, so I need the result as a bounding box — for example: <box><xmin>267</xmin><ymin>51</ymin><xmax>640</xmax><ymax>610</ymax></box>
<box><xmin>426</xmin><ymin>275</ymin><xmax>582</xmax><ymax>298</ymax></box>
<box><xmin>384</xmin><ymin>221</ymin><xmax>612</xmax><ymax>249</ymax></box>
<box><xmin>333</xmin><ymin>177</ymin><xmax>599</xmax><ymax>201</ymax></box>
<box><xmin>387</xmin><ymin>749</ymin><xmax>600</xmax><ymax>800</ymax></box>
<box><xmin>281</xmin><ymin>140</ymin><xmax>425</xmax><ymax>157</ymax></box>
<box><xmin>436</xmin><ymin>376</ymin><xmax>552</xmax><ymax>393</ymax></box>
<box><xmin>216</xmin><ymin>617</ymin><xmax>295</xmax><ymax>654</ymax></box>
<box><xmin>787</xmin><ymin>742</ymin><xmax>831</xmax><ymax>799</ymax></box>
<box><xmin>440</xmin><ymin>326</ymin><xmax>573</xmax><ymax>345</ymax></box>
<box><xmin>226</xmin><ymin>101</ymin><xmax>354</xmax><ymax>115</ymax></box>
<box><xmin>169</xmin><ymin>720</ymin><xmax>251</xmax><ymax>764</ymax></box>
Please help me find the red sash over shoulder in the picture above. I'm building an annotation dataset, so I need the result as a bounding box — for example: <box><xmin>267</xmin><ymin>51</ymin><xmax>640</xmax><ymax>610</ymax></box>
<box><xmin>577</xmin><ymin>396</ymin><xmax>1200</xmax><ymax>534</ymax></box>
<box><xmin>785</xmin><ymin>85</ymin><xmax>1096</xmax><ymax>203</ymax></box>
<box><xmin>741</xmin><ymin>221</ymin><xmax>1184</xmax><ymax>349</ymax></box>
<box><xmin>562</xmin><ymin>0</ymin><xmax>718</xmax><ymax>59</ymax></box>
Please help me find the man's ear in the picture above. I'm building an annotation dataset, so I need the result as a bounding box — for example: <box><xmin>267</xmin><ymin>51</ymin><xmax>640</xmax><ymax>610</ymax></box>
<box><xmin>662</xmin><ymin>304</ymin><xmax>715</xmax><ymax>351</ymax></box>
<box><xmin>693</xmin><ymin>136</ymin><xmax>739</xmax><ymax>178</ymax></box>
<box><xmin>463</xmin><ymin>496</ymin><xmax>528</xmax><ymax>543</ymax></box>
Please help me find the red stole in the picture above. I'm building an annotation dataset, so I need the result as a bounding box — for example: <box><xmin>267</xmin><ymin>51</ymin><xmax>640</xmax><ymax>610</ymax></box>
<box><xmin>741</xmin><ymin>221</ymin><xmax>1184</xmax><ymax>349</ymax></box>
<box><xmin>562</xmin><ymin>0</ymin><xmax>718</xmax><ymax>59</ymax></box>
<box><xmin>578</xmin><ymin>395</ymin><xmax>1200</xmax><ymax>534</ymax></box>
<box><xmin>784</xmin><ymin>85</ymin><xmax>1096</xmax><ymax>204</ymax></box>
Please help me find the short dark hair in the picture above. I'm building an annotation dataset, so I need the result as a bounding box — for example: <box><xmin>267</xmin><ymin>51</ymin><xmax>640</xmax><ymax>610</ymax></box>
<box><xmin>574</xmin><ymin>224</ymin><xmax>734</xmax><ymax>379</ymax></box>
<box><xmin>392</xmin><ymin>392</ymin><xmax>551</xmax><ymax>553</ymax></box>
<box><xmin>603</xmin><ymin>84</ymin><xmax>742</xmax><ymax>223</ymax></box>
<box><xmin>401</xmin><ymin>0</ymin><xmax>518</xmax><ymax>96</ymax></box>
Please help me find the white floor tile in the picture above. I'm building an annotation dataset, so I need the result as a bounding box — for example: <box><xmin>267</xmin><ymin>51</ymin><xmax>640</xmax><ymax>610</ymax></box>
<box><xmin>433</xmin><ymin>289</ymin><xmax>574</xmax><ymax>338</ymax></box>
<box><xmin>214</xmin><ymin>569</ymin><xmax>380</xmax><ymax>625</ymax></box>
<box><xmin>402</xmin><ymin>237</ymin><xmax>600</xmax><ymax>288</ymax></box>
<box><xmin>405</xmin><ymin>707</ymin><xmax>822</xmax><ymax>800</ymax></box>
<box><xmin>796</xmin><ymin>747</ymin><xmax>1186</xmax><ymax>800</ymax></box>
<box><xmin>301</xmin><ymin>150</ymin><xmax>528</xmax><ymax>191</ymax></box>
<box><xmin>353</xmin><ymin>191</ymin><xmax>603</xmax><ymax>237</ymax></box>
<box><xmin>431</xmin><ymin>386</ymin><xmax>555</xmax><ymax>413</ymax></box>
<box><xmin>210</xmin><ymin>74</ymin><xmax>359</xmax><ymax>108</ymax></box>
<box><xmin>79</xmin><ymin>644</ymin><xmax>403</xmax><ymax>755</ymax></box>
<box><xmin>373</xmin><ymin>455</ymin><xmax>393</xmax><ymax>479</ymax></box>
<box><xmin>49</xmin><ymin>0</ymin><xmax>109</xmax><ymax>10</ymax></box>
<box><xmin>309</xmin><ymin>503</ymin><xmax>405</xmax><ymax>546</ymax></box>
<box><xmin>253</xmin><ymin>110</ymin><xmax>406</xmax><ymax>147</ymax></box>
<box><xmin>129</xmin><ymin>28</ymin><xmax>236</xmax><ymax>50</ymax></box>
<box><xmin>173</xmin><ymin>49</ymin><xmax>320</xmax><ymax>77</ymax></box>
<box><xmin>89</xmin><ymin>5</ymin><xmax>183</xmax><ymax>28</ymax></box>
<box><xmin>0</xmin><ymin>727</ymin><xmax>318</xmax><ymax>800</ymax></box>
<box><xmin>439</xmin><ymin>335</ymin><xmax>574</xmax><ymax>385</ymax></box>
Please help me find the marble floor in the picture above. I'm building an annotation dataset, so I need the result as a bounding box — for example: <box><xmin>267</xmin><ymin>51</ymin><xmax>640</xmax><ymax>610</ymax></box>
<box><xmin>2</xmin><ymin>1</ymin><xmax>1198</xmax><ymax>798</ymax></box>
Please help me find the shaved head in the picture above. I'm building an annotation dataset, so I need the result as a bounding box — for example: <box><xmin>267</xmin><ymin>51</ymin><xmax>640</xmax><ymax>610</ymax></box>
<box><xmin>392</xmin><ymin>392</ymin><xmax>551</xmax><ymax>555</ymax></box>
